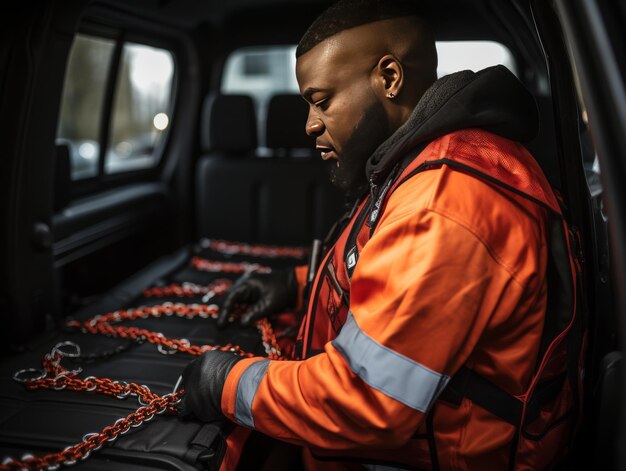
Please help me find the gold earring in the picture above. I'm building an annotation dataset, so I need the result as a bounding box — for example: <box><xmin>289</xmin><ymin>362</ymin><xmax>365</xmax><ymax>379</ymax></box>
<box><xmin>388</xmin><ymin>92</ymin><xmax>395</xmax><ymax>99</ymax></box>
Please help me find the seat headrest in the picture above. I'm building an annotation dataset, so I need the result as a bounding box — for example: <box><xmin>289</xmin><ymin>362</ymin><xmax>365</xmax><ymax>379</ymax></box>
<box><xmin>266</xmin><ymin>94</ymin><xmax>312</xmax><ymax>152</ymax></box>
<box><xmin>201</xmin><ymin>94</ymin><xmax>257</xmax><ymax>154</ymax></box>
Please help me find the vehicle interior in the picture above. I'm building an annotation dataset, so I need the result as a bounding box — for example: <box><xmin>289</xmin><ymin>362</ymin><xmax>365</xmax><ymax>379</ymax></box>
<box><xmin>1</xmin><ymin>0</ymin><xmax>624</xmax><ymax>469</ymax></box>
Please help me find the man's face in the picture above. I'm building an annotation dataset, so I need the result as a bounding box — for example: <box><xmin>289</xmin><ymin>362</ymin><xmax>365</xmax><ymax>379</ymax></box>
<box><xmin>296</xmin><ymin>38</ymin><xmax>391</xmax><ymax>195</ymax></box>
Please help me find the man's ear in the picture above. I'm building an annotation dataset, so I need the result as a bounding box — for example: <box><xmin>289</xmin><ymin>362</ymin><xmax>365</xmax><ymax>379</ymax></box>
<box><xmin>373</xmin><ymin>54</ymin><xmax>404</xmax><ymax>100</ymax></box>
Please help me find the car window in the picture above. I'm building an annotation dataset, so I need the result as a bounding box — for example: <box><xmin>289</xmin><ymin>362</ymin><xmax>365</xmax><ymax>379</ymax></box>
<box><xmin>221</xmin><ymin>41</ymin><xmax>516</xmax><ymax>153</ymax></box>
<box><xmin>57</xmin><ymin>35</ymin><xmax>115</xmax><ymax>180</ymax></box>
<box><xmin>57</xmin><ymin>34</ymin><xmax>175</xmax><ymax>181</ymax></box>
<box><xmin>107</xmin><ymin>43</ymin><xmax>174</xmax><ymax>174</ymax></box>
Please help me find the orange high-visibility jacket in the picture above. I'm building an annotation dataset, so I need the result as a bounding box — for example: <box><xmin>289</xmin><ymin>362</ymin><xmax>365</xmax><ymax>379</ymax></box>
<box><xmin>221</xmin><ymin>129</ymin><xmax>581</xmax><ymax>470</ymax></box>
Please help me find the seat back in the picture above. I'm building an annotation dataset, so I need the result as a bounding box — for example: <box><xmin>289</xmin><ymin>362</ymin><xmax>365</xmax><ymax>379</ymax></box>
<box><xmin>195</xmin><ymin>93</ymin><xmax>344</xmax><ymax>245</ymax></box>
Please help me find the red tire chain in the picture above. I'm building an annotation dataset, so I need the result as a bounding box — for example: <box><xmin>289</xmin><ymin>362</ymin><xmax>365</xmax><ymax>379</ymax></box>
<box><xmin>3</xmin><ymin>347</ymin><xmax>184</xmax><ymax>471</ymax></box>
<box><xmin>200</xmin><ymin>239</ymin><xmax>309</xmax><ymax>258</ymax></box>
<box><xmin>190</xmin><ymin>256</ymin><xmax>272</xmax><ymax>274</ymax></box>
<box><xmin>143</xmin><ymin>278</ymin><xmax>232</xmax><ymax>299</ymax></box>
<box><xmin>2</xmin><ymin>306</ymin><xmax>284</xmax><ymax>469</ymax></box>
<box><xmin>65</xmin><ymin>303</ymin><xmax>283</xmax><ymax>359</ymax></box>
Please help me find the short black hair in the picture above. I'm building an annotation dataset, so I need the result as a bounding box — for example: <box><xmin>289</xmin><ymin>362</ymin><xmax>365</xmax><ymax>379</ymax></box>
<box><xmin>296</xmin><ymin>0</ymin><xmax>423</xmax><ymax>58</ymax></box>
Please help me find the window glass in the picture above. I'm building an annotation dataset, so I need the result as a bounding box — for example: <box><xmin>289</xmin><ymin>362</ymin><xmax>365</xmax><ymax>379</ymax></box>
<box><xmin>57</xmin><ymin>35</ymin><xmax>115</xmax><ymax>180</ymax></box>
<box><xmin>436</xmin><ymin>41</ymin><xmax>517</xmax><ymax>77</ymax></box>
<box><xmin>57</xmin><ymin>36</ymin><xmax>175</xmax><ymax>182</ymax></box>
<box><xmin>107</xmin><ymin>43</ymin><xmax>174</xmax><ymax>174</ymax></box>
<box><xmin>221</xmin><ymin>42</ymin><xmax>516</xmax><ymax>153</ymax></box>
<box><xmin>222</xmin><ymin>46</ymin><xmax>299</xmax><ymax>96</ymax></box>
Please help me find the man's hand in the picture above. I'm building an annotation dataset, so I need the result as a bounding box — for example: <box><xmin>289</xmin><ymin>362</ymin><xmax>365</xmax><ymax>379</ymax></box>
<box><xmin>176</xmin><ymin>351</ymin><xmax>243</xmax><ymax>422</ymax></box>
<box><xmin>217</xmin><ymin>269</ymin><xmax>298</xmax><ymax>328</ymax></box>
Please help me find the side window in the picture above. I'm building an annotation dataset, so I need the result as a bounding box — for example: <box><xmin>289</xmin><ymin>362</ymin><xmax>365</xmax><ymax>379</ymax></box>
<box><xmin>57</xmin><ymin>35</ymin><xmax>115</xmax><ymax>180</ymax></box>
<box><xmin>108</xmin><ymin>43</ymin><xmax>174</xmax><ymax>174</ymax></box>
<box><xmin>57</xmin><ymin>34</ymin><xmax>175</xmax><ymax>182</ymax></box>
<box><xmin>221</xmin><ymin>42</ymin><xmax>515</xmax><ymax>155</ymax></box>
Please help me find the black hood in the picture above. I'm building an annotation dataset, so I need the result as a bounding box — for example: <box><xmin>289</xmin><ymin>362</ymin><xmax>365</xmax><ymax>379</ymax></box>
<box><xmin>366</xmin><ymin>65</ymin><xmax>539</xmax><ymax>184</ymax></box>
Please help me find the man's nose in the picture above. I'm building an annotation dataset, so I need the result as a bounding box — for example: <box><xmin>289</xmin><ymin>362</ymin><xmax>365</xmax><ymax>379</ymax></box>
<box><xmin>305</xmin><ymin>113</ymin><xmax>324</xmax><ymax>137</ymax></box>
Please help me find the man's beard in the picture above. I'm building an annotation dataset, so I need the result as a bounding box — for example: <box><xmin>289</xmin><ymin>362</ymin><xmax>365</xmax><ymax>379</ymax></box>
<box><xmin>327</xmin><ymin>100</ymin><xmax>390</xmax><ymax>197</ymax></box>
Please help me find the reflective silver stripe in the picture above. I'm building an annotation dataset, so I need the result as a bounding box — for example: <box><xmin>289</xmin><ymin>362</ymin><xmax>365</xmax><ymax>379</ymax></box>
<box><xmin>234</xmin><ymin>359</ymin><xmax>270</xmax><ymax>428</ymax></box>
<box><xmin>332</xmin><ymin>312</ymin><xmax>450</xmax><ymax>412</ymax></box>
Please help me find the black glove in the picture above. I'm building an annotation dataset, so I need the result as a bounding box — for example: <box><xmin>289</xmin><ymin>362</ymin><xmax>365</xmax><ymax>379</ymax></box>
<box><xmin>176</xmin><ymin>350</ymin><xmax>243</xmax><ymax>422</ymax></box>
<box><xmin>217</xmin><ymin>269</ymin><xmax>298</xmax><ymax>328</ymax></box>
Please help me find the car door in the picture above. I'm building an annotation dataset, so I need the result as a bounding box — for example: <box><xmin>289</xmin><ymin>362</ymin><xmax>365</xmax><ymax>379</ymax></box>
<box><xmin>532</xmin><ymin>0</ymin><xmax>625</xmax><ymax>469</ymax></box>
<box><xmin>0</xmin><ymin>3</ymin><xmax>194</xmax><ymax>348</ymax></box>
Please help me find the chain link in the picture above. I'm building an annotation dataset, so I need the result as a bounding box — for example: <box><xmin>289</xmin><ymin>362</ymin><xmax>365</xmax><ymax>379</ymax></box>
<box><xmin>199</xmin><ymin>238</ymin><xmax>308</xmax><ymax>258</ymax></box>
<box><xmin>64</xmin><ymin>302</ymin><xmax>281</xmax><ymax>359</ymax></box>
<box><xmin>191</xmin><ymin>257</ymin><xmax>272</xmax><ymax>274</ymax></box>
<box><xmin>143</xmin><ymin>278</ymin><xmax>232</xmax><ymax>300</ymax></box>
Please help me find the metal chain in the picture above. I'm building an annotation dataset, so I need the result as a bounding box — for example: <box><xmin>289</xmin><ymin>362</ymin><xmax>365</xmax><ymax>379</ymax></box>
<box><xmin>190</xmin><ymin>257</ymin><xmax>272</xmax><ymax>274</ymax></box>
<box><xmin>4</xmin><ymin>290</ymin><xmax>284</xmax><ymax>469</ymax></box>
<box><xmin>3</xmin><ymin>247</ymin><xmax>292</xmax><ymax>470</ymax></box>
<box><xmin>64</xmin><ymin>302</ymin><xmax>282</xmax><ymax>359</ymax></box>
<box><xmin>4</xmin><ymin>345</ymin><xmax>184</xmax><ymax>471</ymax></box>
<box><xmin>143</xmin><ymin>278</ymin><xmax>232</xmax><ymax>300</ymax></box>
<box><xmin>199</xmin><ymin>238</ymin><xmax>308</xmax><ymax>258</ymax></box>
<box><xmin>3</xmin><ymin>313</ymin><xmax>283</xmax><ymax>470</ymax></box>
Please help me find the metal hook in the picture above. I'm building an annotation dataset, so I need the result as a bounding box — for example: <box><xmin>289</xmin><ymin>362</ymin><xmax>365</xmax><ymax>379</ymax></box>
<box><xmin>172</xmin><ymin>374</ymin><xmax>183</xmax><ymax>395</ymax></box>
<box><xmin>52</xmin><ymin>341</ymin><xmax>81</xmax><ymax>358</ymax></box>
<box><xmin>13</xmin><ymin>368</ymin><xmax>46</xmax><ymax>383</ymax></box>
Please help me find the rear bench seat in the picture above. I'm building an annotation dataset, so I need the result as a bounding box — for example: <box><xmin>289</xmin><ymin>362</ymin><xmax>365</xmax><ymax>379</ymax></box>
<box><xmin>195</xmin><ymin>93</ymin><xmax>345</xmax><ymax>246</ymax></box>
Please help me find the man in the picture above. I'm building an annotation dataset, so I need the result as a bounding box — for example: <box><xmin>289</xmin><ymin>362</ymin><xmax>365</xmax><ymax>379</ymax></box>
<box><xmin>179</xmin><ymin>1</ymin><xmax>582</xmax><ymax>470</ymax></box>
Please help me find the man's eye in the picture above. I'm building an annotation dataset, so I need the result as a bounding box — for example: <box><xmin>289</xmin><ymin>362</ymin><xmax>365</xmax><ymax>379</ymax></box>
<box><xmin>315</xmin><ymin>99</ymin><xmax>329</xmax><ymax>111</ymax></box>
